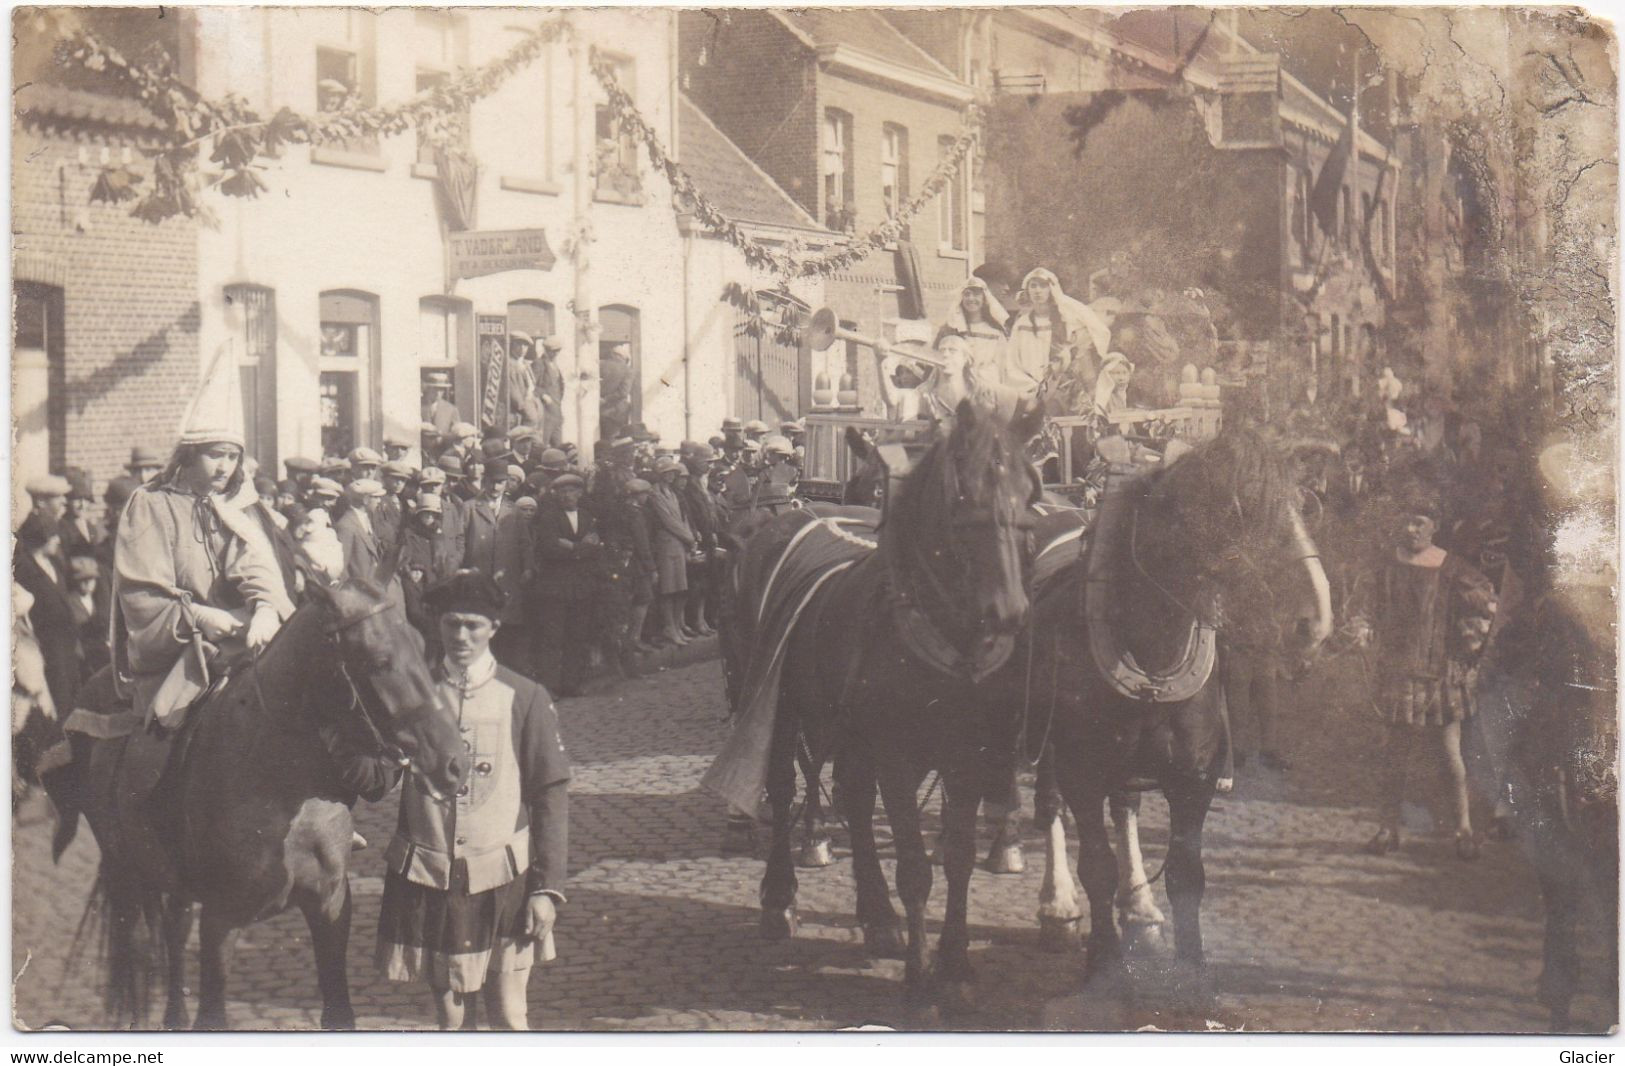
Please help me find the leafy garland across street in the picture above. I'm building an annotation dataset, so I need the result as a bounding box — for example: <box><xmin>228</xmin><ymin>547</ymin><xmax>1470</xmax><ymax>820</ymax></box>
<box><xmin>58</xmin><ymin>14</ymin><xmax>983</xmax><ymax>284</ymax></box>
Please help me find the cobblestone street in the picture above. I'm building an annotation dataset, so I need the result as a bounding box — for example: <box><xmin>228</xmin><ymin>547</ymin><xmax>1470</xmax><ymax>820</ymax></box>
<box><xmin>11</xmin><ymin>651</ymin><xmax>1596</xmax><ymax>1033</ymax></box>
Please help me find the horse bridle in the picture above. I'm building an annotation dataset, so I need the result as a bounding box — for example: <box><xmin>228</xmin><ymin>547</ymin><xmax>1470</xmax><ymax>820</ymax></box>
<box><xmin>249</xmin><ymin>598</ymin><xmax>436</xmax><ymax>794</ymax></box>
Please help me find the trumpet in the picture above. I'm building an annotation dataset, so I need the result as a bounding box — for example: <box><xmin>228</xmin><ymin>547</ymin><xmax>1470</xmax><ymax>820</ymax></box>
<box><xmin>807</xmin><ymin>307</ymin><xmax>956</xmax><ymax>371</ymax></box>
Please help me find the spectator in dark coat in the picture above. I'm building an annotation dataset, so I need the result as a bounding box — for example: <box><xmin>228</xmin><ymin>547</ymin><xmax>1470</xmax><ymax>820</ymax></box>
<box><xmin>398</xmin><ymin>496</ymin><xmax>459</xmax><ymax>660</ymax></box>
<box><xmin>335</xmin><ymin>479</ymin><xmax>402</xmax><ymax>607</ymax></box>
<box><xmin>13</xmin><ymin>513</ymin><xmax>80</xmax><ymax>715</ymax></box>
<box><xmin>529</xmin><ymin>474</ymin><xmax>601</xmax><ymax>698</ymax></box>
<box><xmin>646</xmin><ymin>457</ymin><xmax>696</xmax><ymax>647</ymax></box>
<box><xmin>680</xmin><ymin>444</ymin><xmax>720</xmax><ymax>638</ymax></box>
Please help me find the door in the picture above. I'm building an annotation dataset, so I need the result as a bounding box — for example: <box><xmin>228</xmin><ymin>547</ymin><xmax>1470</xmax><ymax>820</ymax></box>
<box><xmin>733</xmin><ymin>298</ymin><xmax>804</xmax><ymax>423</ymax></box>
<box><xmin>318</xmin><ymin>290</ymin><xmax>380</xmax><ymax>457</ymax></box>
<box><xmin>598</xmin><ymin>304</ymin><xmax>639</xmax><ymax>438</ymax></box>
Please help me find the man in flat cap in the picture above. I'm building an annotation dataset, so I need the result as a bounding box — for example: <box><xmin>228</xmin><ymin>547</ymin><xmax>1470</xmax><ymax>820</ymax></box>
<box><xmin>125</xmin><ymin>446</ymin><xmax>165</xmax><ymax>484</ymax></box>
<box><xmin>349</xmin><ymin>447</ymin><xmax>384</xmax><ymax>484</ymax></box>
<box><xmin>383</xmin><ymin>435</ymin><xmax>413</xmax><ymax>465</ymax></box>
<box><xmin>536</xmin><ymin>336</ymin><xmax>566</xmax><ymax>447</ymax></box>
<box><xmin>376</xmin><ymin>569</ymin><xmax>570</xmax><ymax>1030</ymax></box>
<box><xmin>25</xmin><ymin>473</ymin><xmax>71</xmax><ymax>527</ymax></box>
<box><xmin>397</xmin><ymin>494</ymin><xmax>456</xmax><ymax>657</ymax></box>
<box><xmin>335</xmin><ymin>479</ymin><xmax>400</xmax><ymax>607</ymax></box>
<box><xmin>508</xmin><ymin>332</ymin><xmax>542</xmax><ymax>429</ymax></box>
<box><xmin>598</xmin><ymin>343</ymin><xmax>633</xmax><ymax>443</ymax></box>
<box><xmin>422</xmin><ymin>372</ymin><xmax>461</xmax><ymax>444</ymax></box>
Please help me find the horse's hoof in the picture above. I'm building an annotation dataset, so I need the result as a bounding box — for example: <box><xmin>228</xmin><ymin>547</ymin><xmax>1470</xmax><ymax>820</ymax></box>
<box><xmin>862</xmin><ymin>921</ymin><xmax>907</xmax><ymax>959</ymax></box>
<box><xmin>1038</xmin><ymin>914</ymin><xmax>1084</xmax><ymax>953</ymax></box>
<box><xmin>759</xmin><ymin>906</ymin><xmax>798</xmax><ymax>941</ymax></box>
<box><xmin>1120</xmin><ymin>917</ymin><xmax>1170</xmax><ymax>958</ymax></box>
<box><xmin>983</xmin><ymin>844</ymin><xmax>1025</xmax><ymax>875</ymax></box>
<box><xmin>162</xmin><ymin>1007</ymin><xmax>190</xmax><ymax>1031</ymax></box>
<box><xmin>796</xmin><ymin>837</ymin><xmax>834</xmax><ymax>868</ymax></box>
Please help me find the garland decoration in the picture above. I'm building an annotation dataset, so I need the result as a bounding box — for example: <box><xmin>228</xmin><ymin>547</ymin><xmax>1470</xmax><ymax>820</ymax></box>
<box><xmin>54</xmin><ymin>15</ymin><xmax>981</xmax><ymax>284</ymax></box>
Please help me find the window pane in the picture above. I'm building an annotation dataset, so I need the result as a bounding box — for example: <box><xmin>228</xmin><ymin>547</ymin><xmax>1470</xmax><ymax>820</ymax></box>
<box><xmin>321</xmin><ymin>322</ymin><xmax>358</xmax><ymax>358</ymax></box>
<box><xmin>320</xmin><ymin>371</ymin><xmax>357</xmax><ymax>457</ymax></box>
<box><xmin>419</xmin><ymin>303</ymin><xmax>450</xmax><ymax>364</ymax></box>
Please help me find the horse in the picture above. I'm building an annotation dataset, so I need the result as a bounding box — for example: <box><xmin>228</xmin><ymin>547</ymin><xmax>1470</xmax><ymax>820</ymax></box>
<box><xmin>992</xmin><ymin>428</ymin><xmax>1332</xmax><ymax>1001</ymax></box>
<box><xmin>47</xmin><ymin>575</ymin><xmax>467</xmax><ymax>1030</ymax></box>
<box><xmin>718</xmin><ymin>399</ymin><xmax>1044</xmax><ymax>1011</ymax></box>
<box><xmin>714</xmin><ymin>426</ymin><xmax>889</xmax><ymax>864</ymax></box>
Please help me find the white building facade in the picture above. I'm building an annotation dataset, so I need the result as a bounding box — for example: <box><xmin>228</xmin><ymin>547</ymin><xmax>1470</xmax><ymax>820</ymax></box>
<box><xmin>189</xmin><ymin>8</ymin><xmax>689</xmax><ymax>468</ymax></box>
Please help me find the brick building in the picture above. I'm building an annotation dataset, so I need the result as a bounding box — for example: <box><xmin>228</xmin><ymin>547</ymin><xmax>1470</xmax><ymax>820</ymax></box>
<box><xmin>12</xmin><ymin>9</ymin><xmax>201</xmax><ymax>512</ymax></box>
<box><xmin>679</xmin><ymin>10</ymin><xmax>977</xmax><ymax>416</ymax></box>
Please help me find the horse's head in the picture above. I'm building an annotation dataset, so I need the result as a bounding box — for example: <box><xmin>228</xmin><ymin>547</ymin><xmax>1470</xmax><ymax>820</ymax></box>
<box><xmin>889</xmin><ymin>399</ymin><xmax>1045</xmax><ymax>646</ymax></box>
<box><xmin>312</xmin><ymin>578</ymin><xmax>468</xmax><ymax>799</ymax></box>
<box><xmin>1140</xmin><ymin>428</ymin><xmax>1333</xmax><ymax>651</ymax></box>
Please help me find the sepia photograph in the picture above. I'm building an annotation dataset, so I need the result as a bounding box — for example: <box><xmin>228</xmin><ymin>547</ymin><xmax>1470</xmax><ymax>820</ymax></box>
<box><xmin>7</xmin><ymin>3</ymin><xmax>1619</xmax><ymax>1037</ymax></box>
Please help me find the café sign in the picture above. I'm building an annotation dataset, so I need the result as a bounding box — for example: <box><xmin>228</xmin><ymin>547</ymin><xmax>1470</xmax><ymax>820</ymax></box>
<box><xmin>448</xmin><ymin>228</ymin><xmax>556</xmax><ymax>281</ymax></box>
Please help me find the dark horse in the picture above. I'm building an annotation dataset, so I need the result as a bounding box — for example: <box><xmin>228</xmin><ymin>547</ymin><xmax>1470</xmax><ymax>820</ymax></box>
<box><xmin>992</xmin><ymin>430</ymin><xmax>1332</xmax><ymax>999</ymax></box>
<box><xmin>730</xmin><ymin>400</ymin><xmax>1043</xmax><ymax>1009</ymax></box>
<box><xmin>49</xmin><ymin>577</ymin><xmax>466</xmax><ymax>1029</ymax></box>
<box><xmin>714</xmin><ymin>426</ymin><xmax>890</xmax><ymax>864</ymax></box>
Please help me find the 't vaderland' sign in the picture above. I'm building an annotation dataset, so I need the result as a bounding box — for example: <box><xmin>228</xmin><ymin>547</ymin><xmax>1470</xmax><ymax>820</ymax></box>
<box><xmin>448</xmin><ymin>228</ymin><xmax>556</xmax><ymax>281</ymax></box>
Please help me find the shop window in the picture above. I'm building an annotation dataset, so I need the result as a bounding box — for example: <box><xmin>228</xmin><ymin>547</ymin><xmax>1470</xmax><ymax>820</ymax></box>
<box><xmin>823</xmin><ymin>109</ymin><xmax>854</xmax><ymax>231</ymax></box>
<box><xmin>319</xmin><ymin>290</ymin><xmax>380</xmax><ymax>457</ymax></box>
<box><xmin>594</xmin><ymin>55</ymin><xmax>641</xmax><ymax>203</ymax></box>
<box><xmin>225</xmin><ymin>284</ymin><xmax>277</xmax><ymax>470</ymax></box>
<box><xmin>419</xmin><ymin>295</ymin><xmax>471</xmax><ymax>417</ymax></box>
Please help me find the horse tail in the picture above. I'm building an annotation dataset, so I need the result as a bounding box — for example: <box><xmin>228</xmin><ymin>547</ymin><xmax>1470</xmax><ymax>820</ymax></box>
<box><xmin>88</xmin><ymin>861</ymin><xmax>167</xmax><ymax>1029</ymax></box>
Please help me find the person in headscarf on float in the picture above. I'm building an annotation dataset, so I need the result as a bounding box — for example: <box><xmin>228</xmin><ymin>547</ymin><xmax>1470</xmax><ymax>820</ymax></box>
<box><xmin>1007</xmin><ymin>268</ymin><xmax>1113</xmax><ymax>411</ymax></box>
<box><xmin>937</xmin><ymin>276</ymin><xmax>1011</xmax><ymax>393</ymax></box>
<box><xmin>1092</xmin><ymin>351</ymin><xmax>1135</xmax><ymax>424</ymax></box>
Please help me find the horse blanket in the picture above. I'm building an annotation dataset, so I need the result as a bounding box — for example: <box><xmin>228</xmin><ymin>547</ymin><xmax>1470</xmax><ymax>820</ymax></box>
<box><xmin>702</xmin><ymin>508</ymin><xmax>879</xmax><ymax>814</ymax></box>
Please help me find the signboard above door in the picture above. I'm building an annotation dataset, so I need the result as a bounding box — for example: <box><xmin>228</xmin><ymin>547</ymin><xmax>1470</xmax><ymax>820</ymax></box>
<box><xmin>448</xmin><ymin>229</ymin><xmax>556</xmax><ymax>282</ymax></box>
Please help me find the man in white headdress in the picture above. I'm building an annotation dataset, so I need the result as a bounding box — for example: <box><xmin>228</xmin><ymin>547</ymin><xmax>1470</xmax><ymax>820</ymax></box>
<box><xmin>112</xmin><ymin>346</ymin><xmax>295</xmax><ymax>729</ymax></box>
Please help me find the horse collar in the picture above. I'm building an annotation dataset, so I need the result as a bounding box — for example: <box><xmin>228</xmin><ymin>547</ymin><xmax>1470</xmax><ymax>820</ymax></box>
<box><xmin>1084</xmin><ymin>469</ymin><xmax>1216</xmax><ymax>703</ymax></box>
<box><xmin>889</xmin><ymin>587</ymin><xmax>1015</xmax><ymax>684</ymax></box>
